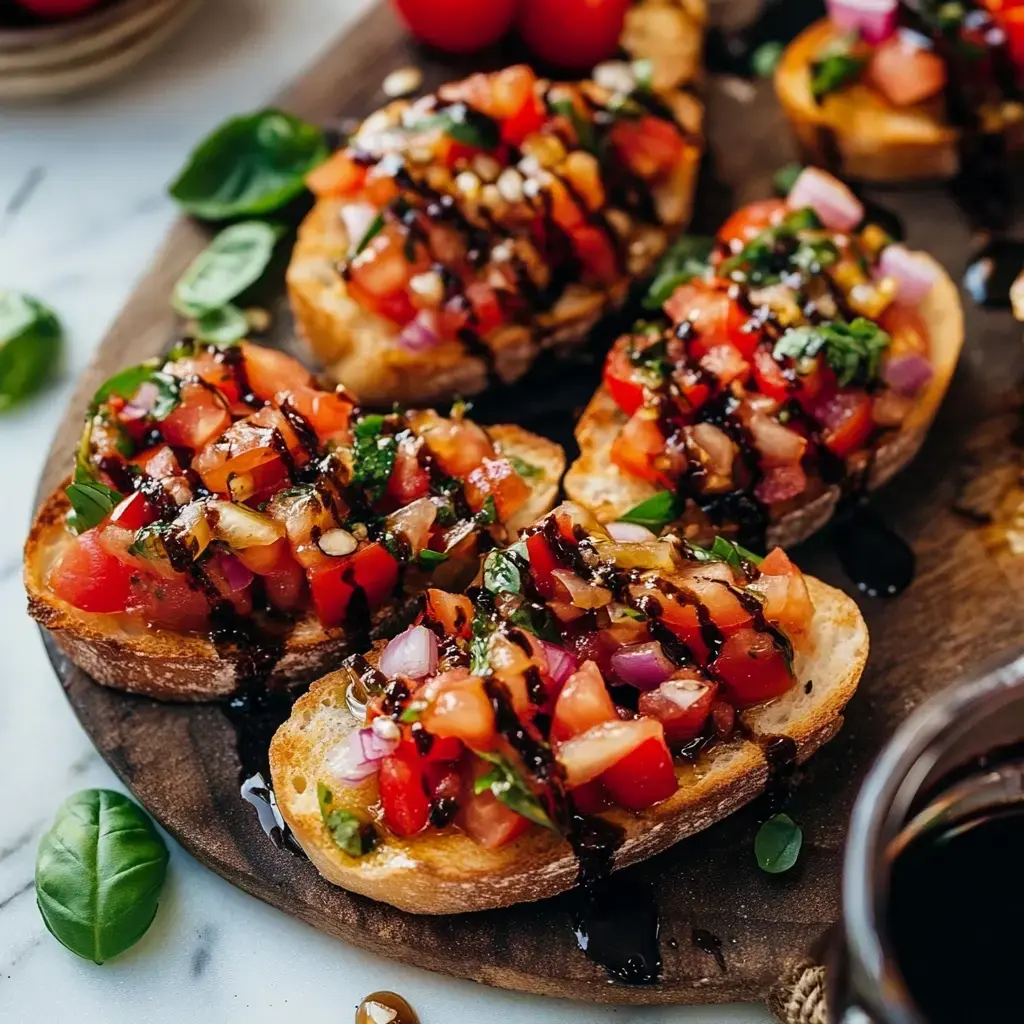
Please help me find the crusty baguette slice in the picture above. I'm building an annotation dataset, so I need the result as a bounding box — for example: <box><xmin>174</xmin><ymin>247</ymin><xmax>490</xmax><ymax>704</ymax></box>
<box><xmin>775</xmin><ymin>19</ymin><xmax>1024</xmax><ymax>182</ymax></box>
<box><xmin>269</xmin><ymin>575</ymin><xmax>867</xmax><ymax>914</ymax></box>
<box><xmin>24</xmin><ymin>425</ymin><xmax>564</xmax><ymax>702</ymax></box>
<box><xmin>564</xmin><ymin>253</ymin><xmax>964</xmax><ymax>549</ymax></box>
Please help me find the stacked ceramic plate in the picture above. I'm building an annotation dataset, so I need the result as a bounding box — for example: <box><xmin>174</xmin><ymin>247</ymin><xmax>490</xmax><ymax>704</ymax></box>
<box><xmin>0</xmin><ymin>0</ymin><xmax>204</xmax><ymax>101</ymax></box>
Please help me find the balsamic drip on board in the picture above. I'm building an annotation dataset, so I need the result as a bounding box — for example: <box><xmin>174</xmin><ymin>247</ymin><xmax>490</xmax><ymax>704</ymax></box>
<box><xmin>691</xmin><ymin>927</ymin><xmax>726</xmax><ymax>971</ymax></box>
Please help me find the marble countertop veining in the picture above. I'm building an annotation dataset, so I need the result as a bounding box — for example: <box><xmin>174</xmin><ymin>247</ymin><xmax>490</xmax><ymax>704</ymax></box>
<box><xmin>0</xmin><ymin>3</ymin><xmax>773</xmax><ymax>1021</ymax></box>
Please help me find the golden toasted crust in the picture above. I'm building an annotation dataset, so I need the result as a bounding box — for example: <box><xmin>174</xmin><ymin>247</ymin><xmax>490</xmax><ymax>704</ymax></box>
<box><xmin>24</xmin><ymin>430</ymin><xmax>564</xmax><ymax>702</ymax></box>
<box><xmin>564</xmin><ymin>253</ymin><xmax>963</xmax><ymax>549</ymax></box>
<box><xmin>270</xmin><ymin>575</ymin><xmax>867</xmax><ymax>914</ymax></box>
<box><xmin>775</xmin><ymin>19</ymin><xmax>967</xmax><ymax>182</ymax></box>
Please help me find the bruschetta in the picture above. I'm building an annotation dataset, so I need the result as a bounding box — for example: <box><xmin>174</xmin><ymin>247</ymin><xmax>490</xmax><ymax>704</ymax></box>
<box><xmin>25</xmin><ymin>341</ymin><xmax>563</xmax><ymax>701</ymax></box>
<box><xmin>564</xmin><ymin>167</ymin><xmax>964</xmax><ymax>550</ymax></box>
<box><xmin>269</xmin><ymin>501</ymin><xmax>867</xmax><ymax>914</ymax></box>
<box><xmin>287</xmin><ymin>60</ymin><xmax>703</xmax><ymax>405</ymax></box>
<box><xmin>775</xmin><ymin>2</ymin><xmax>1024</xmax><ymax>182</ymax></box>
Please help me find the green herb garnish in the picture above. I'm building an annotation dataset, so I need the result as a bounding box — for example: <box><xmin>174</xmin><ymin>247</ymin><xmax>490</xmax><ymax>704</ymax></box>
<box><xmin>690</xmin><ymin>536</ymin><xmax>765</xmax><ymax>572</ymax></box>
<box><xmin>643</xmin><ymin>234</ymin><xmax>715</xmax><ymax>309</ymax></box>
<box><xmin>351</xmin><ymin>415</ymin><xmax>397</xmax><ymax>501</ymax></box>
<box><xmin>752</xmin><ymin>40</ymin><xmax>785</xmax><ymax>77</ymax></box>
<box><xmin>755</xmin><ymin>813</ymin><xmax>803</xmax><ymax>874</ymax></box>
<box><xmin>410</xmin><ymin>106</ymin><xmax>500</xmax><ymax>149</ymax></box>
<box><xmin>810</xmin><ymin>37</ymin><xmax>866</xmax><ymax>103</ymax></box>
<box><xmin>618</xmin><ymin>491</ymin><xmax>681</xmax><ymax>533</ymax></box>
<box><xmin>317</xmin><ymin>783</ymin><xmax>377</xmax><ymax>857</ymax></box>
<box><xmin>718</xmin><ymin>208</ymin><xmax>822</xmax><ymax>285</ymax></box>
<box><xmin>65</xmin><ymin>480</ymin><xmax>123</xmax><ymax>535</ymax></box>
<box><xmin>469</xmin><ymin>609</ymin><xmax>494</xmax><ymax>676</ymax></box>
<box><xmin>475</xmin><ymin>494</ymin><xmax>498</xmax><ymax>526</ymax></box>
<box><xmin>550</xmin><ymin>98</ymin><xmax>599</xmax><ymax>153</ymax></box>
<box><xmin>772</xmin><ymin>162</ymin><xmax>803</xmax><ymax>197</ymax></box>
<box><xmin>0</xmin><ymin>290</ymin><xmax>62</xmax><ymax>410</ymax></box>
<box><xmin>417</xmin><ymin>549</ymin><xmax>449</xmax><ymax>568</ymax></box>
<box><xmin>474</xmin><ymin>753</ymin><xmax>557</xmax><ymax>832</ymax></box>
<box><xmin>353</xmin><ymin>211</ymin><xmax>385</xmax><ymax>256</ymax></box>
<box><xmin>483</xmin><ymin>549</ymin><xmax>523</xmax><ymax>595</ymax></box>
<box><xmin>508</xmin><ymin>455</ymin><xmax>541</xmax><ymax>479</ymax></box>
<box><xmin>191</xmin><ymin>304</ymin><xmax>249</xmax><ymax>344</ymax></box>
<box><xmin>773</xmin><ymin>317</ymin><xmax>891</xmax><ymax>388</ymax></box>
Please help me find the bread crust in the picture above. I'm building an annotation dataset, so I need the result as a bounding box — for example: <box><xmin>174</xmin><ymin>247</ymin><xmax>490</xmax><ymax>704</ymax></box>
<box><xmin>269</xmin><ymin>575</ymin><xmax>867</xmax><ymax>914</ymax></box>
<box><xmin>25</xmin><ymin>427</ymin><xmax>564</xmax><ymax>702</ymax></box>
<box><xmin>564</xmin><ymin>253</ymin><xmax>964</xmax><ymax>549</ymax></box>
<box><xmin>774</xmin><ymin>19</ymin><xmax>1024</xmax><ymax>182</ymax></box>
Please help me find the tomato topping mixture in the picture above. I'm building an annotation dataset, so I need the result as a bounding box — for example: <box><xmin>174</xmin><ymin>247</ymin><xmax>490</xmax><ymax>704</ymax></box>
<box><xmin>601</xmin><ymin>170</ymin><xmax>935</xmax><ymax>541</ymax></box>
<box><xmin>48</xmin><ymin>340</ymin><xmax>534</xmax><ymax>634</ymax></box>
<box><xmin>305</xmin><ymin>64</ymin><xmax>694</xmax><ymax>354</ymax></box>
<box><xmin>327</xmin><ymin>503</ymin><xmax>812</xmax><ymax>853</ymax></box>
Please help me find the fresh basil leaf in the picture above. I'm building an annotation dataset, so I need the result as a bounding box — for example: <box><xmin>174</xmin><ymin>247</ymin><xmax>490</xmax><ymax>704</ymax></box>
<box><xmin>752</xmin><ymin>40</ymin><xmax>784</xmax><ymax>77</ymax></box>
<box><xmin>0</xmin><ymin>290</ymin><xmax>62</xmax><ymax>410</ymax></box>
<box><xmin>169</xmin><ymin>109</ymin><xmax>328</xmax><ymax>220</ymax></box>
<box><xmin>89</xmin><ymin>361</ymin><xmax>181</xmax><ymax>420</ymax></box>
<box><xmin>483</xmin><ymin>549</ymin><xmax>523</xmax><ymax>595</ymax></box>
<box><xmin>474</xmin><ymin>752</ymin><xmax>557</xmax><ymax>832</ymax></box>
<box><xmin>353</xmin><ymin>211</ymin><xmax>385</xmax><ymax>256</ymax></box>
<box><xmin>417</xmin><ymin>549</ymin><xmax>449</xmax><ymax>568</ymax></box>
<box><xmin>755</xmin><ymin>812</ymin><xmax>803</xmax><ymax>874</ymax></box>
<box><xmin>317</xmin><ymin>783</ymin><xmax>377</xmax><ymax>857</ymax></box>
<box><xmin>475</xmin><ymin>494</ymin><xmax>498</xmax><ymax>527</ymax></box>
<box><xmin>506</xmin><ymin>597</ymin><xmax>561</xmax><ymax>643</ymax></box>
<box><xmin>410</xmin><ymin>105</ymin><xmax>499</xmax><ymax>149</ymax></box>
<box><xmin>618</xmin><ymin>491</ymin><xmax>681</xmax><ymax>533</ymax></box>
<box><xmin>173</xmin><ymin>221</ymin><xmax>281</xmax><ymax>317</ymax></box>
<box><xmin>469</xmin><ymin>609</ymin><xmax>494</xmax><ymax>675</ymax></box>
<box><xmin>192</xmin><ymin>304</ymin><xmax>249</xmax><ymax>345</ymax></box>
<box><xmin>508</xmin><ymin>455</ymin><xmax>541</xmax><ymax>479</ymax></box>
<box><xmin>772</xmin><ymin>162</ymin><xmax>804</xmax><ymax>197</ymax></box>
<box><xmin>550</xmin><ymin>98</ymin><xmax>598</xmax><ymax>153</ymax></box>
<box><xmin>643</xmin><ymin>235</ymin><xmax>715</xmax><ymax>309</ymax></box>
<box><xmin>773</xmin><ymin>317</ymin><xmax>891</xmax><ymax>387</ymax></box>
<box><xmin>35</xmin><ymin>789</ymin><xmax>168</xmax><ymax>964</ymax></box>
<box><xmin>810</xmin><ymin>38</ymin><xmax>866</xmax><ymax>102</ymax></box>
<box><xmin>351</xmin><ymin>415</ymin><xmax>397</xmax><ymax>501</ymax></box>
<box><xmin>65</xmin><ymin>480</ymin><xmax>123</xmax><ymax>535</ymax></box>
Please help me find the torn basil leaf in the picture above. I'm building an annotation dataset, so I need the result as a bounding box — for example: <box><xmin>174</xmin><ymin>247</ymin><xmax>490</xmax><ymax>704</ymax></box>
<box><xmin>755</xmin><ymin>813</ymin><xmax>802</xmax><ymax>874</ymax></box>
<box><xmin>690</xmin><ymin>536</ymin><xmax>765</xmax><ymax>572</ymax></box>
<box><xmin>475</xmin><ymin>494</ymin><xmax>498</xmax><ymax>526</ymax></box>
<box><xmin>65</xmin><ymin>480</ymin><xmax>123</xmax><ymax>535</ymax></box>
<box><xmin>618</xmin><ymin>491</ymin><xmax>681</xmax><ymax>533</ymax></box>
<box><xmin>772</xmin><ymin>162</ymin><xmax>804</xmax><ymax>197</ymax></box>
<box><xmin>508</xmin><ymin>455</ymin><xmax>541</xmax><ymax>479</ymax></box>
<box><xmin>417</xmin><ymin>549</ymin><xmax>449</xmax><ymax>568</ymax></box>
<box><xmin>810</xmin><ymin>37</ymin><xmax>866</xmax><ymax>102</ymax></box>
<box><xmin>89</xmin><ymin>362</ymin><xmax>181</xmax><ymax>419</ymax></box>
<box><xmin>773</xmin><ymin>317</ymin><xmax>890</xmax><ymax>388</ymax></box>
<box><xmin>317</xmin><ymin>783</ymin><xmax>377</xmax><ymax>857</ymax></box>
<box><xmin>410</xmin><ymin>104</ymin><xmax>500</xmax><ymax>149</ymax></box>
<box><xmin>482</xmin><ymin>549</ymin><xmax>523</xmax><ymax>595</ymax></box>
<box><xmin>549</xmin><ymin>98</ymin><xmax>598</xmax><ymax>154</ymax></box>
<box><xmin>643</xmin><ymin>235</ymin><xmax>715</xmax><ymax>309</ymax></box>
<box><xmin>351</xmin><ymin>415</ymin><xmax>397</xmax><ymax>501</ymax></box>
<box><xmin>0</xmin><ymin>290</ymin><xmax>62</xmax><ymax>411</ymax></box>
<box><xmin>474</xmin><ymin>753</ymin><xmax>557</xmax><ymax>831</ymax></box>
<box><xmin>191</xmin><ymin>304</ymin><xmax>249</xmax><ymax>345</ymax></box>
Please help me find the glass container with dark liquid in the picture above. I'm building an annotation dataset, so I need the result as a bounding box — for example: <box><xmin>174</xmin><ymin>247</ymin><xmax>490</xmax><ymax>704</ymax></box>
<box><xmin>831</xmin><ymin>654</ymin><xmax>1024</xmax><ymax>1023</ymax></box>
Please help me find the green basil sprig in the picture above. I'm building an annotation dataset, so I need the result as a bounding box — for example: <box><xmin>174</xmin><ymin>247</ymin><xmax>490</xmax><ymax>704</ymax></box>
<box><xmin>65</xmin><ymin>419</ymin><xmax>123</xmax><ymax>534</ymax></box>
<box><xmin>0</xmin><ymin>290</ymin><xmax>62</xmax><ymax>410</ymax></box>
<box><xmin>617</xmin><ymin>491</ymin><xmax>681</xmax><ymax>533</ymax></box>
<box><xmin>643</xmin><ymin>235</ymin><xmax>715</xmax><ymax>309</ymax></box>
<box><xmin>35</xmin><ymin>790</ymin><xmax>168</xmax><ymax>964</ymax></box>
<box><xmin>482</xmin><ymin>549</ymin><xmax>524</xmax><ymax>595</ymax></box>
<box><xmin>689</xmin><ymin>536</ymin><xmax>765</xmax><ymax>572</ymax></box>
<box><xmin>755</xmin><ymin>812</ymin><xmax>803</xmax><ymax>874</ymax></box>
<box><xmin>810</xmin><ymin>36</ymin><xmax>866</xmax><ymax>102</ymax></box>
<box><xmin>508</xmin><ymin>455</ymin><xmax>541</xmax><ymax>479</ymax></box>
<box><xmin>169</xmin><ymin>109</ymin><xmax>328</xmax><ymax>221</ymax></box>
<box><xmin>773</xmin><ymin>317</ymin><xmax>891</xmax><ymax>388</ymax></box>
<box><xmin>351</xmin><ymin>414</ymin><xmax>398</xmax><ymax>501</ymax></box>
<box><xmin>474</xmin><ymin>752</ymin><xmax>557</xmax><ymax>832</ymax></box>
<box><xmin>317</xmin><ymin>783</ymin><xmax>377</xmax><ymax>857</ymax></box>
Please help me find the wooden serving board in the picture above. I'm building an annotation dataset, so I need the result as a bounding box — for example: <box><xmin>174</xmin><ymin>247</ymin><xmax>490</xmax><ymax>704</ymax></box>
<box><xmin>36</xmin><ymin>0</ymin><xmax>1024</xmax><ymax>1006</ymax></box>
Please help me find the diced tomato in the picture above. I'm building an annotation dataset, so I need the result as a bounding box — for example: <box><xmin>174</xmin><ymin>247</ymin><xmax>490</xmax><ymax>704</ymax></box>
<box><xmin>464</xmin><ymin>281</ymin><xmax>504</xmax><ymax>336</ymax></box>
<box><xmin>500</xmin><ymin>92</ymin><xmax>546</xmax><ymax>146</ymax></box>
<box><xmin>756</xmin><ymin>463</ymin><xmax>808</xmax><ymax>505</ymax></box>
<box><xmin>610</xmin><ymin>115</ymin><xmax>685</xmax><ymax>179</ymax></box>
<box><xmin>813</xmin><ymin>389</ymin><xmax>874</xmax><ymax>457</ymax></box>
<box><xmin>163</xmin><ymin>348</ymin><xmax>242</xmax><ymax>405</ymax></box>
<box><xmin>551</xmin><ymin>660</ymin><xmax>618</xmax><ymax>741</ymax></box>
<box><xmin>638</xmin><ymin>675</ymin><xmax>717</xmax><ymax>743</ymax></box>
<box><xmin>713</xmin><ymin>628</ymin><xmax>794</xmax><ymax>707</ymax></box>
<box><xmin>570</xmin><ymin>779</ymin><xmax>612</xmax><ymax>814</ymax></box>
<box><xmin>603</xmin><ymin>338</ymin><xmax>649</xmax><ymax>416</ymax></box>
<box><xmin>130</xmin><ymin>444</ymin><xmax>182</xmax><ymax>480</ymax></box>
<box><xmin>461</xmin><ymin>769</ymin><xmax>532</xmax><ymax>848</ymax></box>
<box><xmin>664</xmin><ymin>284</ymin><xmax>753</xmax><ymax>357</ymax></box>
<box><xmin>422</xmin><ymin>735</ymin><xmax>463</xmax><ymax>763</ymax></box>
<box><xmin>525</xmin><ymin>532</ymin><xmax>561</xmax><ymax>598</ymax></box>
<box><xmin>276</xmin><ymin>385</ymin><xmax>352</xmax><ymax>447</ymax></box>
<box><xmin>564</xmin><ymin>626</ymin><xmax>624</xmax><ymax>680</ymax></box>
<box><xmin>306</xmin><ymin>150</ymin><xmax>367</xmax><ymax>197</ymax></box>
<box><xmin>192</xmin><ymin>416</ymin><xmax>289</xmax><ymax>499</ymax></box>
<box><xmin>464</xmin><ymin>457</ymin><xmax>529</xmax><ymax>520</ymax></box>
<box><xmin>572</xmin><ymin>225</ymin><xmax>619</xmax><ymax>285</ymax></box>
<box><xmin>409</xmin><ymin>410</ymin><xmax>495</xmax><ymax>478</ymax></box>
<box><xmin>867</xmin><ymin>32</ymin><xmax>947</xmax><ymax>107</ymax></box>
<box><xmin>378</xmin><ymin>748</ymin><xmax>431</xmax><ymax>838</ymax></box>
<box><xmin>420</xmin><ymin>670</ymin><xmax>497</xmax><ymax>750</ymax></box>
<box><xmin>993</xmin><ymin>4</ymin><xmax>1024</xmax><ymax>69</ymax></box>
<box><xmin>879</xmin><ymin>302</ymin><xmax>930</xmax><ymax>359</ymax></box>
<box><xmin>717</xmin><ymin>199</ymin><xmax>788</xmax><ymax>250</ymax></box>
<box><xmin>235</xmin><ymin>537</ymin><xmax>307</xmax><ymax>612</ymax></box>
<box><xmin>610</xmin><ymin>410</ymin><xmax>666</xmax><ymax>484</ymax></box>
<box><xmin>306</xmin><ymin>542</ymin><xmax>400</xmax><ymax>628</ymax></box>
<box><xmin>239</xmin><ymin>342</ymin><xmax>314</xmax><ymax>404</ymax></box>
<box><xmin>671</xmin><ymin>364</ymin><xmax>712</xmax><ymax>414</ymax></box>
<box><xmin>751</xmin><ymin>346</ymin><xmax>793</xmax><ymax>402</ymax></box>
<box><xmin>386</xmin><ymin>444</ymin><xmax>430</xmax><ymax>507</ymax></box>
<box><xmin>424</xmin><ymin>589</ymin><xmax>474</xmax><ymax>639</ymax></box>
<box><xmin>598</xmin><ymin>734</ymin><xmax>678</xmax><ymax>810</ymax></box>
<box><xmin>159</xmin><ymin>381</ymin><xmax>231</xmax><ymax>452</ymax></box>
<box><xmin>125</xmin><ymin>574</ymin><xmax>211</xmax><ymax>633</ymax></box>
<box><xmin>650</xmin><ymin>567</ymin><xmax>753</xmax><ymax>659</ymax></box>
<box><xmin>558</xmin><ymin>717</ymin><xmax>666</xmax><ymax>787</ymax></box>
<box><xmin>108</xmin><ymin>491</ymin><xmax>155</xmax><ymax>531</ymax></box>
<box><xmin>700</xmin><ymin>343</ymin><xmax>751</xmax><ymax>387</ymax></box>
<box><xmin>48</xmin><ymin>531</ymin><xmax>135</xmax><ymax>614</ymax></box>
<box><xmin>751</xmin><ymin>548</ymin><xmax>814</xmax><ymax>637</ymax></box>
<box><xmin>791</xmin><ymin>355</ymin><xmax>834</xmax><ymax>411</ymax></box>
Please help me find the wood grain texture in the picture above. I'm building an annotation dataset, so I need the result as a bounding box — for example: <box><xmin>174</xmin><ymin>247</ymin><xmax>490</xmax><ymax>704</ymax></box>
<box><xmin>35</xmin><ymin>0</ymin><xmax>1024</xmax><ymax>1006</ymax></box>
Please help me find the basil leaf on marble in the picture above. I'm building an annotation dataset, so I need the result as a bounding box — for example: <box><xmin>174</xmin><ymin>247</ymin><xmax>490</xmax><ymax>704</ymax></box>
<box><xmin>317</xmin><ymin>783</ymin><xmax>377</xmax><ymax>857</ymax></box>
<box><xmin>35</xmin><ymin>789</ymin><xmax>168</xmax><ymax>964</ymax></box>
<box><xmin>755</xmin><ymin>813</ymin><xmax>803</xmax><ymax>874</ymax></box>
<box><xmin>0</xmin><ymin>290</ymin><xmax>62</xmax><ymax>410</ymax></box>
<box><xmin>169</xmin><ymin>109</ymin><xmax>328</xmax><ymax>220</ymax></box>
<box><xmin>618</xmin><ymin>491</ymin><xmax>681</xmax><ymax>533</ymax></box>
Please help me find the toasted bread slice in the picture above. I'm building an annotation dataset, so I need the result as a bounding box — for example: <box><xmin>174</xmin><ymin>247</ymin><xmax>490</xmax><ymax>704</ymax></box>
<box><xmin>24</xmin><ymin>425</ymin><xmax>564</xmax><ymax>702</ymax></box>
<box><xmin>564</xmin><ymin>253</ymin><xmax>963</xmax><ymax>549</ymax></box>
<box><xmin>269</xmin><ymin>574</ymin><xmax>866</xmax><ymax>914</ymax></box>
<box><xmin>775</xmin><ymin>19</ymin><xmax>1024</xmax><ymax>182</ymax></box>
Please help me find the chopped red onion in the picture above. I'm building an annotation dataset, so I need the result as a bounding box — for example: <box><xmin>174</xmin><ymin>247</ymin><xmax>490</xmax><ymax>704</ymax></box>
<box><xmin>120</xmin><ymin>381</ymin><xmax>160</xmax><ymax>422</ymax></box>
<box><xmin>877</xmin><ymin>243</ymin><xmax>939</xmax><ymax>305</ymax></box>
<box><xmin>883</xmin><ymin>354</ymin><xmax>934</xmax><ymax>396</ymax></box>
<box><xmin>610</xmin><ymin>641</ymin><xmax>675</xmax><ymax>690</ymax></box>
<box><xmin>379</xmin><ymin>624</ymin><xmax>438</xmax><ymax>679</ymax></box>
<box><xmin>213</xmin><ymin>552</ymin><xmax>254</xmax><ymax>593</ymax></box>
<box><xmin>327</xmin><ymin>726</ymin><xmax>400</xmax><ymax>784</ymax></box>
<box><xmin>540</xmin><ymin>641</ymin><xmax>577</xmax><ymax>687</ymax></box>
<box><xmin>607</xmin><ymin>521</ymin><xmax>657</xmax><ymax>543</ymax></box>
<box><xmin>787</xmin><ymin>167</ymin><xmax>864</xmax><ymax>232</ymax></box>
<box><xmin>826</xmin><ymin>0</ymin><xmax>897</xmax><ymax>44</ymax></box>
<box><xmin>397</xmin><ymin>310</ymin><xmax>441</xmax><ymax>353</ymax></box>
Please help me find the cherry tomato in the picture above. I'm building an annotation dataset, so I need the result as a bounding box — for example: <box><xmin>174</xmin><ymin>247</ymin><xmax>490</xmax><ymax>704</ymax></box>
<box><xmin>378</xmin><ymin>748</ymin><xmax>431</xmax><ymax>837</ymax></box>
<box><xmin>551</xmin><ymin>661</ymin><xmax>618</xmax><ymax>741</ymax></box>
<box><xmin>517</xmin><ymin>0</ymin><xmax>631</xmax><ymax>70</ymax></box>
<box><xmin>409</xmin><ymin>410</ymin><xmax>494</xmax><ymax>478</ymax></box>
<box><xmin>717</xmin><ymin>199</ymin><xmax>788</xmax><ymax>251</ymax></box>
<box><xmin>14</xmin><ymin>0</ymin><xmax>102</xmax><ymax>17</ymax></box>
<box><xmin>572</xmin><ymin>224</ymin><xmax>620</xmax><ymax>284</ymax></box>
<box><xmin>159</xmin><ymin>381</ymin><xmax>231</xmax><ymax>452</ymax></box>
<box><xmin>813</xmin><ymin>389</ymin><xmax>875</xmax><ymax>457</ymax></box>
<box><xmin>750</xmin><ymin>548</ymin><xmax>814</xmax><ymax>637</ymax></box>
<box><xmin>239</xmin><ymin>342</ymin><xmax>314</xmax><ymax>403</ymax></box>
<box><xmin>700</xmin><ymin>343</ymin><xmax>751</xmax><ymax>388</ymax></box>
<box><xmin>713</xmin><ymin>629</ymin><xmax>793</xmax><ymax>707</ymax></box>
<box><xmin>391</xmin><ymin>0</ymin><xmax>517</xmax><ymax>54</ymax></box>
<box><xmin>47</xmin><ymin>531</ymin><xmax>134</xmax><ymax>614</ymax></box>
<box><xmin>603</xmin><ymin>339</ymin><xmax>648</xmax><ymax>416</ymax></box>
<box><xmin>306</xmin><ymin>542</ymin><xmax>400</xmax><ymax>629</ymax></box>
<box><xmin>386</xmin><ymin>443</ymin><xmax>431</xmax><ymax>506</ymax></box>
<box><xmin>663</xmin><ymin>284</ymin><xmax>752</xmax><ymax>357</ymax></box>
<box><xmin>420</xmin><ymin>671</ymin><xmax>497</xmax><ymax>750</ymax></box>
<box><xmin>879</xmin><ymin>302</ymin><xmax>930</xmax><ymax>360</ymax></box>
<box><xmin>125</xmin><ymin>574</ymin><xmax>212</xmax><ymax>633</ymax></box>
<box><xmin>464</xmin><ymin>456</ymin><xmax>529</xmax><ymax>520</ymax></box>
<box><xmin>610</xmin><ymin>116</ymin><xmax>686</xmax><ymax>179</ymax></box>
<box><xmin>598</xmin><ymin>735</ymin><xmax>678</xmax><ymax>810</ymax></box>
<box><xmin>276</xmin><ymin>386</ymin><xmax>352</xmax><ymax>447</ymax></box>
<box><xmin>638</xmin><ymin>676</ymin><xmax>717</xmax><ymax>744</ymax></box>
<box><xmin>108</xmin><ymin>491</ymin><xmax>155</xmax><ymax>532</ymax></box>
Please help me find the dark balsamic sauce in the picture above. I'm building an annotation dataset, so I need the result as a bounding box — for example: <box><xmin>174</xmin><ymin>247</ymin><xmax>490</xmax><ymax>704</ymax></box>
<box><xmin>355</xmin><ymin>991</ymin><xmax>420</xmax><ymax>1024</ymax></box>
<box><xmin>834</xmin><ymin>504</ymin><xmax>915</xmax><ymax>598</ymax></box>
<box><xmin>691</xmin><ymin>927</ymin><xmax>726</xmax><ymax>971</ymax></box>
<box><xmin>887</xmin><ymin>807</ymin><xmax>1024</xmax><ymax>1022</ymax></box>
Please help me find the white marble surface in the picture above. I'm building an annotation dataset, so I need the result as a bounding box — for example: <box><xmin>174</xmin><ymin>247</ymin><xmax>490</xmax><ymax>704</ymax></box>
<box><xmin>0</xmin><ymin>3</ymin><xmax>774</xmax><ymax>1021</ymax></box>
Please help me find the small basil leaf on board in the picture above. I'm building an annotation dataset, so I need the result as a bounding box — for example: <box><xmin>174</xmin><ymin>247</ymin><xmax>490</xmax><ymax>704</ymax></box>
<box><xmin>191</xmin><ymin>304</ymin><xmax>250</xmax><ymax>345</ymax></box>
<box><xmin>755</xmin><ymin>813</ymin><xmax>803</xmax><ymax>874</ymax></box>
<box><xmin>474</xmin><ymin>753</ymin><xmax>557</xmax><ymax>832</ymax></box>
<box><xmin>618</xmin><ymin>491</ymin><xmax>681</xmax><ymax>532</ymax></box>
<box><xmin>0</xmin><ymin>290</ymin><xmax>62</xmax><ymax>410</ymax></box>
<box><xmin>173</xmin><ymin>220</ymin><xmax>282</xmax><ymax>317</ymax></box>
<box><xmin>169</xmin><ymin>109</ymin><xmax>328</xmax><ymax>220</ymax></box>
<box><xmin>643</xmin><ymin>235</ymin><xmax>715</xmax><ymax>309</ymax></box>
<box><xmin>482</xmin><ymin>549</ymin><xmax>523</xmax><ymax>595</ymax></box>
<box><xmin>35</xmin><ymin>790</ymin><xmax>168</xmax><ymax>964</ymax></box>
<box><xmin>317</xmin><ymin>783</ymin><xmax>377</xmax><ymax>857</ymax></box>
